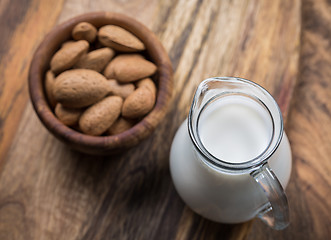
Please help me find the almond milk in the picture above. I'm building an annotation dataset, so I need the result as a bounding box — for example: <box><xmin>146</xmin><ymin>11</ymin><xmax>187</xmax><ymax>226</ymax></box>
<box><xmin>170</xmin><ymin>83</ymin><xmax>292</xmax><ymax>224</ymax></box>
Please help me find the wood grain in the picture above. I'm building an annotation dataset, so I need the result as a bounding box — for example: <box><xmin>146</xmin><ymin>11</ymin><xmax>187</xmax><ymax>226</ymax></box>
<box><xmin>159</xmin><ymin>0</ymin><xmax>300</xmax><ymax>123</ymax></box>
<box><xmin>246</xmin><ymin>0</ymin><xmax>331</xmax><ymax>239</ymax></box>
<box><xmin>0</xmin><ymin>0</ymin><xmax>65</xmax><ymax>169</ymax></box>
<box><xmin>0</xmin><ymin>0</ymin><xmax>301</xmax><ymax>239</ymax></box>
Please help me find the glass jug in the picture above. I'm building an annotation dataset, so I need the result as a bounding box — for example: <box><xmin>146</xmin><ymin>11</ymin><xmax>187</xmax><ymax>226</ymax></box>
<box><xmin>170</xmin><ymin>77</ymin><xmax>292</xmax><ymax>230</ymax></box>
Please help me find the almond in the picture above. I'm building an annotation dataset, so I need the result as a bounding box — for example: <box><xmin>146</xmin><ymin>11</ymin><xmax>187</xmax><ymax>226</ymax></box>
<box><xmin>98</xmin><ymin>25</ymin><xmax>145</xmax><ymax>52</ymax></box>
<box><xmin>50</xmin><ymin>40</ymin><xmax>89</xmax><ymax>74</ymax></box>
<box><xmin>104</xmin><ymin>54</ymin><xmax>157</xmax><ymax>82</ymax></box>
<box><xmin>61</xmin><ymin>41</ymin><xmax>76</xmax><ymax>49</ymax></box>
<box><xmin>79</xmin><ymin>96</ymin><xmax>123</xmax><ymax>136</ymax></box>
<box><xmin>55</xmin><ymin>103</ymin><xmax>83</xmax><ymax>126</ymax></box>
<box><xmin>108</xmin><ymin>79</ymin><xmax>135</xmax><ymax>98</ymax></box>
<box><xmin>74</xmin><ymin>47</ymin><xmax>115</xmax><ymax>72</ymax></box>
<box><xmin>53</xmin><ymin>69</ymin><xmax>109</xmax><ymax>108</ymax></box>
<box><xmin>107</xmin><ymin>117</ymin><xmax>136</xmax><ymax>135</ymax></box>
<box><xmin>45</xmin><ymin>70</ymin><xmax>57</xmax><ymax>108</ymax></box>
<box><xmin>72</xmin><ymin>22</ymin><xmax>97</xmax><ymax>43</ymax></box>
<box><xmin>122</xmin><ymin>87</ymin><xmax>155</xmax><ymax>118</ymax></box>
<box><xmin>136</xmin><ymin>78</ymin><xmax>156</xmax><ymax>96</ymax></box>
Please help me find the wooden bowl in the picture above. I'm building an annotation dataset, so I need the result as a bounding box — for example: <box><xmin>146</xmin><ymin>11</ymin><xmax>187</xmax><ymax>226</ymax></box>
<box><xmin>28</xmin><ymin>12</ymin><xmax>173</xmax><ymax>155</ymax></box>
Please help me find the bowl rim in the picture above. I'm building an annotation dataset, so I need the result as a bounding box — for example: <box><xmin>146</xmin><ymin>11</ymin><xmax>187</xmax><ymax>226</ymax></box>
<box><xmin>28</xmin><ymin>11</ymin><xmax>173</xmax><ymax>152</ymax></box>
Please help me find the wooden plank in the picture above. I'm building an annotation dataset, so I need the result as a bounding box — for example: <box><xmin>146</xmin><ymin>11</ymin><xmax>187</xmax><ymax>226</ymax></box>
<box><xmin>159</xmin><ymin>0</ymin><xmax>300</xmax><ymax>123</ymax></box>
<box><xmin>0</xmin><ymin>0</ymin><xmax>65</xmax><ymax>169</ymax></box>
<box><xmin>0</xmin><ymin>0</ymin><xmax>300</xmax><ymax>239</ymax></box>
<box><xmin>246</xmin><ymin>0</ymin><xmax>331</xmax><ymax>239</ymax></box>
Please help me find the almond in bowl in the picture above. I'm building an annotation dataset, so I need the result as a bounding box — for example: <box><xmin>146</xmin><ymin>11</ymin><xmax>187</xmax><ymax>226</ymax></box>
<box><xmin>28</xmin><ymin>12</ymin><xmax>173</xmax><ymax>155</ymax></box>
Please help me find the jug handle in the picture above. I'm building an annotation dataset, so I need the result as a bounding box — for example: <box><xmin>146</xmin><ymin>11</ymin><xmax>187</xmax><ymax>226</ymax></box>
<box><xmin>251</xmin><ymin>163</ymin><xmax>289</xmax><ymax>230</ymax></box>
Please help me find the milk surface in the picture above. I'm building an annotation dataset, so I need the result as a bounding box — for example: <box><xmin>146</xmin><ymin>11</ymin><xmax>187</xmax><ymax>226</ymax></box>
<box><xmin>198</xmin><ymin>96</ymin><xmax>272</xmax><ymax>163</ymax></box>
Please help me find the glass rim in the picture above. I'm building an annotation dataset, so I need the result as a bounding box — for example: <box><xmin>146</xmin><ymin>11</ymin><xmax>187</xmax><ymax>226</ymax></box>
<box><xmin>188</xmin><ymin>77</ymin><xmax>284</xmax><ymax>173</ymax></box>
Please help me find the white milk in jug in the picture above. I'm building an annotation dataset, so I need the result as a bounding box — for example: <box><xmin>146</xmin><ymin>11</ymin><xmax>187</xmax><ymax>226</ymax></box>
<box><xmin>170</xmin><ymin>94</ymin><xmax>292</xmax><ymax>223</ymax></box>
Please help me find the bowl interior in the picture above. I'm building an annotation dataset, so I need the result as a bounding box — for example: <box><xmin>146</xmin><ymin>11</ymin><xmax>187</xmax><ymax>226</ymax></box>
<box><xmin>28</xmin><ymin>12</ymin><xmax>173</xmax><ymax>155</ymax></box>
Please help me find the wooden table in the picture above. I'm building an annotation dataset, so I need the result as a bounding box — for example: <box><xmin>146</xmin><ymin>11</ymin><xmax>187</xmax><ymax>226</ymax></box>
<box><xmin>0</xmin><ymin>0</ymin><xmax>330</xmax><ymax>239</ymax></box>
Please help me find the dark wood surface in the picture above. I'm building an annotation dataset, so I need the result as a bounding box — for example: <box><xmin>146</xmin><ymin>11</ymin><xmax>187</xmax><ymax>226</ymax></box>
<box><xmin>0</xmin><ymin>0</ymin><xmax>330</xmax><ymax>239</ymax></box>
<box><xmin>247</xmin><ymin>0</ymin><xmax>331</xmax><ymax>239</ymax></box>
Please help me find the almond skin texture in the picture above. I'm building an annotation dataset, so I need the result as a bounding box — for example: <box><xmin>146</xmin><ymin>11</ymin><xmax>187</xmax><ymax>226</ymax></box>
<box><xmin>61</xmin><ymin>40</ymin><xmax>76</xmax><ymax>49</ymax></box>
<box><xmin>50</xmin><ymin>40</ymin><xmax>89</xmax><ymax>74</ymax></box>
<box><xmin>136</xmin><ymin>78</ymin><xmax>156</xmax><ymax>97</ymax></box>
<box><xmin>45</xmin><ymin>70</ymin><xmax>57</xmax><ymax>108</ymax></box>
<box><xmin>98</xmin><ymin>25</ymin><xmax>145</xmax><ymax>52</ymax></box>
<box><xmin>104</xmin><ymin>54</ymin><xmax>157</xmax><ymax>83</ymax></box>
<box><xmin>74</xmin><ymin>48</ymin><xmax>115</xmax><ymax>72</ymax></box>
<box><xmin>53</xmin><ymin>69</ymin><xmax>109</xmax><ymax>108</ymax></box>
<box><xmin>107</xmin><ymin>117</ymin><xmax>136</xmax><ymax>135</ymax></box>
<box><xmin>79</xmin><ymin>96</ymin><xmax>123</xmax><ymax>136</ymax></box>
<box><xmin>72</xmin><ymin>22</ymin><xmax>97</xmax><ymax>43</ymax></box>
<box><xmin>108</xmin><ymin>79</ymin><xmax>135</xmax><ymax>98</ymax></box>
<box><xmin>122</xmin><ymin>87</ymin><xmax>156</xmax><ymax>118</ymax></box>
<box><xmin>55</xmin><ymin>103</ymin><xmax>83</xmax><ymax>126</ymax></box>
